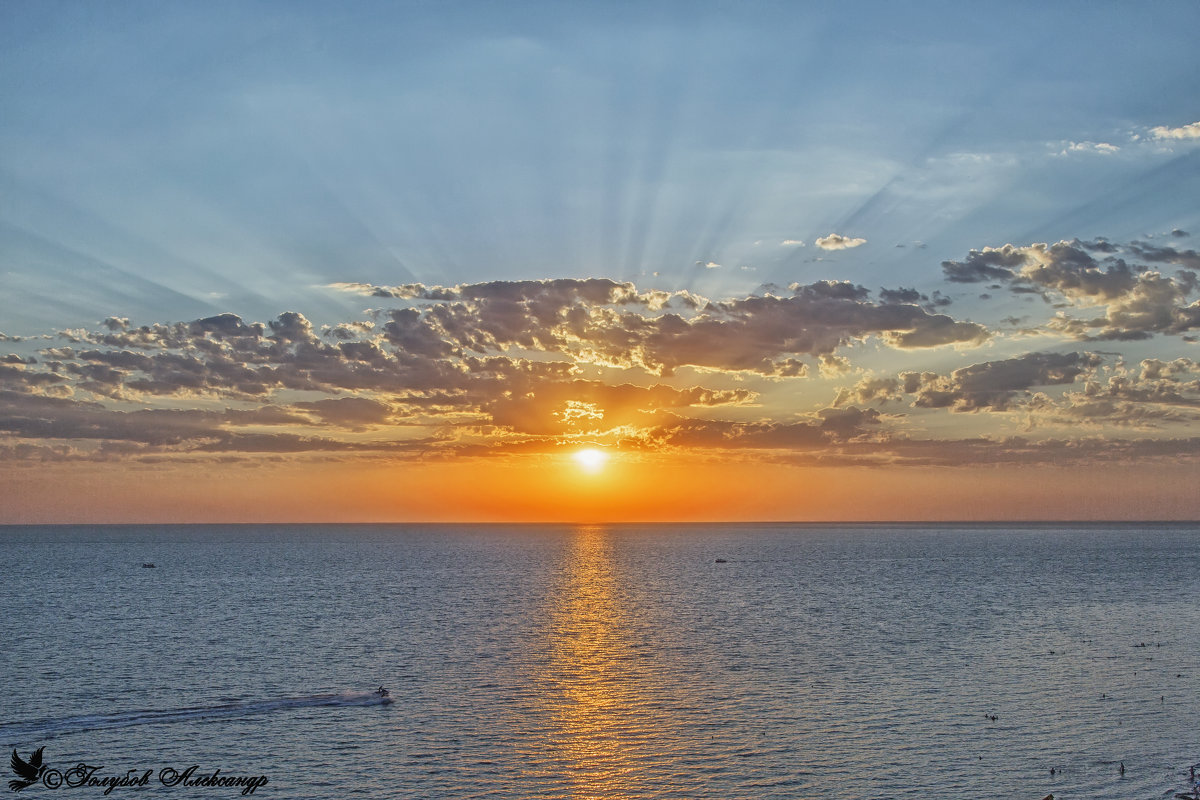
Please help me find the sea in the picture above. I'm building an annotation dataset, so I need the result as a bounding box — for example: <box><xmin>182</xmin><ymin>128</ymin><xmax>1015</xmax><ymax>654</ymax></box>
<box><xmin>0</xmin><ymin>523</ymin><xmax>1196</xmax><ymax>799</ymax></box>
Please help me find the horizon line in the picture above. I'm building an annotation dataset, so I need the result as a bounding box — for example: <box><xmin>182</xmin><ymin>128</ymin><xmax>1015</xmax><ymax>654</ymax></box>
<box><xmin>2</xmin><ymin>519</ymin><xmax>1197</xmax><ymax>527</ymax></box>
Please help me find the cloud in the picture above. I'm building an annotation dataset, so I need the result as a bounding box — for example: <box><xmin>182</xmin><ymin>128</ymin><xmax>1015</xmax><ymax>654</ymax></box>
<box><xmin>484</xmin><ymin>380</ymin><xmax>753</xmax><ymax>437</ymax></box>
<box><xmin>642</xmin><ymin>406</ymin><xmax>883</xmax><ymax>452</ymax></box>
<box><xmin>818</xmin><ymin>354</ymin><xmax>852</xmax><ymax>378</ymax></box>
<box><xmin>293</xmin><ymin>397</ymin><xmax>394</xmax><ymax>428</ymax></box>
<box><xmin>1019</xmin><ymin>358</ymin><xmax>1200</xmax><ymax>430</ymax></box>
<box><xmin>902</xmin><ymin>352</ymin><xmax>1103</xmax><ymax>412</ymax></box>
<box><xmin>0</xmin><ymin>362</ymin><xmax>68</xmax><ymax>393</ymax></box>
<box><xmin>815</xmin><ymin>233</ymin><xmax>866</xmax><ymax>251</ymax></box>
<box><xmin>823</xmin><ymin>435</ymin><xmax>1200</xmax><ymax>468</ymax></box>
<box><xmin>878</xmin><ymin>287</ymin><xmax>924</xmax><ymax>305</ymax></box>
<box><xmin>330</xmin><ymin>277</ymin><xmax>988</xmax><ymax>376</ymax></box>
<box><xmin>834</xmin><ymin>376</ymin><xmax>903</xmax><ymax>407</ymax></box>
<box><xmin>942</xmin><ymin>245</ymin><xmax>1029</xmax><ymax>283</ymax></box>
<box><xmin>780</xmin><ymin>239</ymin><xmax>805</xmax><ymax>246</ymax></box>
<box><xmin>330</xmin><ymin>277</ymin><xmax>650</xmax><ymax>307</ymax></box>
<box><xmin>1150</xmin><ymin>121</ymin><xmax>1200</xmax><ymax>140</ymax></box>
<box><xmin>1058</xmin><ymin>141</ymin><xmax>1120</xmax><ymax>156</ymax></box>
<box><xmin>14</xmin><ymin>275</ymin><xmax>980</xmax><ymax>420</ymax></box>
<box><xmin>1127</xmin><ymin>242</ymin><xmax>1200</xmax><ymax>271</ymax></box>
<box><xmin>5</xmin><ymin>245</ymin><xmax>1198</xmax><ymax>472</ymax></box>
<box><xmin>619</xmin><ymin>284</ymin><xmax>987</xmax><ymax>374</ymax></box>
<box><xmin>941</xmin><ymin>239</ymin><xmax>1200</xmax><ymax>340</ymax></box>
<box><xmin>878</xmin><ymin>286</ymin><xmax>952</xmax><ymax>310</ymax></box>
<box><xmin>0</xmin><ymin>391</ymin><xmax>305</xmax><ymax>448</ymax></box>
<box><xmin>1016</xmin><ymin>242</ymin><xmax>1135</xmax><ymax>300</ymax></box>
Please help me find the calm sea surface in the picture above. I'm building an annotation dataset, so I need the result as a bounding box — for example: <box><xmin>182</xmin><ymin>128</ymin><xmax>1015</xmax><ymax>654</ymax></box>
<box><xmin>1</xmin><ymin>523</ymin><xmax>1197</xmax><ymax>799</ymax></box>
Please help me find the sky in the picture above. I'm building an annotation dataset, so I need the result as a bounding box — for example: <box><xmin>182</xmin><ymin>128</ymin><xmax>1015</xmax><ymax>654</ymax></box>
<box><xmin>2</xmin><ymin>0</ymin><xmax>1199</xmax><ymax>522</ymax></box>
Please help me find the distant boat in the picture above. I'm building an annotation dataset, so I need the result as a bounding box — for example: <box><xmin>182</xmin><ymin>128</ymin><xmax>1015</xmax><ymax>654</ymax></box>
<box><xmin>141</xmin><ymin>563</ymin><xmax>156</xmax><ymax>568</ymax></box>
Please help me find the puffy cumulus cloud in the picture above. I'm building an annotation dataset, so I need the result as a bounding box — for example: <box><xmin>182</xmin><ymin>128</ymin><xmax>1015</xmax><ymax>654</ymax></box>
<box><xmin>0</xmin><ymin>361</ymin><xmax>67</xmax><ymax>393</ymax></box>
<box><xmin>662</xmin><ymin>303</ymin><xmax>979</xmax><ymax>374</ymax></box>
<box><xmin>834</xmin><ymin>376</ymin><xmax>903</xmax><ymax>407</ymax></box>
<box><xmin>1014</xmin><ymin>242</ymin><xmax>1134</xmax><ymax>299</ymax></box>
<box><xmin>815</xmin><ymin>233</ymin><xmax>866</xmax><ymax>251</ymax></box>
<box><xmin>1028</xmin><ymin>357</ymin><xmax>1200</xmax><ymax>429</ymax></box>
<box><xmin>1044</xmin><ymin>275</ymin><xmax>1200</xmax><ymax>341</ymax></box>
<box><xmin>336</xmin><ymin>277</ymin><xmax>987</xmax><ymax>375</ymax></box>
<box><xmin>1150</xmin><ymin>121</ymin><xmax>1200</xmax><ymax>141</ymax></box>
<box><xmin>1075</xmin><ymin>357</ymin><xmax>1200</xmax><ymax>412</ymax></box>
<box><xmin>942</xmin><ymin>239</ymin><xmax>1200</xmax><ymax>340</ymax></box>
<box><xmin>818</xmin><ymin>354</ymin><xmax>852</xmax><ymax>378</ymax></box>
<box><xmin>1089</xmin><ymin>275</ymin><xmax>1199</xmax><ymax>339</ymax></box>
<box><xmin>942</xmin><ymin>244</ymin><xmax>1029</xmax><ymax>283</ymax></box>
<box><xmin>628</xmin><ymin>281</ymin><xmax>985</xmax><ymax>374</ymax></box>
<box><xmin>902</xmin><ymin>352</ymin><xmax>1103</xmax><ymax>412</ymax></box>
<box><xmin>1139</xmin><ymin>357</ymin><xmax>1200</xmax><ymax>381</ymax></box>
<box><xmin>878</xmin><ymin>287</ymin><xmax>923</xmax><ymax>305</ymax></box>
<box><xmin>322</xmin><ymin>320</ymin><xmax>375</xmax><ymax>340</ymax></box>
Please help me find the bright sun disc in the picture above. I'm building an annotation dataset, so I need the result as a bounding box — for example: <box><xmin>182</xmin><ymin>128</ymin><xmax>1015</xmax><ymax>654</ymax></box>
<box><xmin>573</xmin><ymin>448</ymin><xmax>609</xmax><ymax>473</ymax></box>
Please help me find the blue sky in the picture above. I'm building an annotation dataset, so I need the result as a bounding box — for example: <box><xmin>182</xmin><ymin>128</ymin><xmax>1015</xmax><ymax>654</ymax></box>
<box><xmin>4</xmin><ymin>1</ymin><xmax>1196</xmax><ymax>330</ymax></box>
<box><xmin>2</xmin><ymin>1</ymin><xmax>1199</xmax><ymax>521</ymax></box>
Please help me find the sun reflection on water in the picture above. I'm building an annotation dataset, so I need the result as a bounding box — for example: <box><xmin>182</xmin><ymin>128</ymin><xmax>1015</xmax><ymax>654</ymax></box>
<box><xmin>541</xmin><ymin>525</ymin><xmax>660</xmax><ymax>798</ymax></box>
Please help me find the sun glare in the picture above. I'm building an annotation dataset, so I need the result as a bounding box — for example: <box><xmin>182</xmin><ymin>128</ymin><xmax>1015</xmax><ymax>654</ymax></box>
<box><xmin>572</xmin><ymin>448</ymin><xmax>609</xmax><ymax>474</ymax></box>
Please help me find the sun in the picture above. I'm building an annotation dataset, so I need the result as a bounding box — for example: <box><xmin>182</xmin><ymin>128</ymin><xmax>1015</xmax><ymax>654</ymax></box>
<box><xmin>572</xmin><ymin>448</ymin><xmax>609</xmax><ymax>474</ymax></box>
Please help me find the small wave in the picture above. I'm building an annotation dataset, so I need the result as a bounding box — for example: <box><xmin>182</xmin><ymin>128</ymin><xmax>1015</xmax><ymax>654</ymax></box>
<box><xmin>1</xmin><ymin>692</ymin><xmax>391</xmax><ymax>746</ymax></box>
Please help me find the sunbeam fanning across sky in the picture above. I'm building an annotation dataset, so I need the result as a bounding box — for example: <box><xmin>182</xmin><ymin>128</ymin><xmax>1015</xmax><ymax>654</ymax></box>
<box><xmin>2</xmin><ymin>0</ymin><xmax>1199</xmax><ymax>522</ymax></box>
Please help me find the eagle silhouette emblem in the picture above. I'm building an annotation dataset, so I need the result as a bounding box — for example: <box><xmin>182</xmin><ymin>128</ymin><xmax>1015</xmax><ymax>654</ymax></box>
<box><xmin>8</xmin><ymin>748</ymin><xmax>45</xmax><ymax>792</ymax></box>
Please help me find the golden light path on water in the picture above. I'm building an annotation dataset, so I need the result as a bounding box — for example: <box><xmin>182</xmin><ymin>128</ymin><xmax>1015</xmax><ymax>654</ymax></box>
<box><xmin>541</xmin><ymin>526</ymin><xmax>662</xmax><ymax>797</ymax></box>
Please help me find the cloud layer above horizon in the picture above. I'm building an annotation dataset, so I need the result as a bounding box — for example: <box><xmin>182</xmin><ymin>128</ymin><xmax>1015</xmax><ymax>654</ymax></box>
<box><xmin>4</xmin><ymin>235</ymin><xmax>1200</xmax><ymax>471</ymax></box>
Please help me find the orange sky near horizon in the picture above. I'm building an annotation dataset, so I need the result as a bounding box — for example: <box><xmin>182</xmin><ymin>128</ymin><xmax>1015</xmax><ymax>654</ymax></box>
<box><xmin>4</xmin><ymin>452</ymin><xmax>1196</xmax><ymax>524</ymax></box>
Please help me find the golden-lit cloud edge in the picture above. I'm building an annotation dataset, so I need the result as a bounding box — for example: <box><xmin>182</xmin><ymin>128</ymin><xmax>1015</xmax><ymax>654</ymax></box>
<box><xmin>3</xmin><ymin>237</ymin><xmax>1200</xmax><ymax>470</ymax></box>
